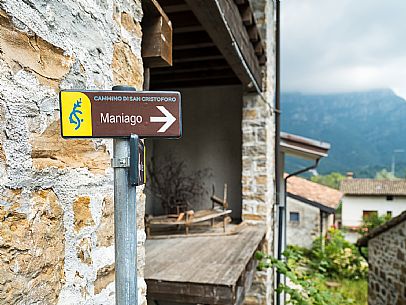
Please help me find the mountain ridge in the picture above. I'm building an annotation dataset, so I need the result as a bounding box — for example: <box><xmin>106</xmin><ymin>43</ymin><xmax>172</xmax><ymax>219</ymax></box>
<box><xmin>281</xmin><ymin>89</ymin><xmax>406</xmax><ymax>177</ymax></box>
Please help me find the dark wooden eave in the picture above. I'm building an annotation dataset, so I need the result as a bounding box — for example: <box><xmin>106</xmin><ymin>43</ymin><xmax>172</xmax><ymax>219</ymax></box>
<box><xmin>149</xmin><ymin>0</ymin><xmax>266</xmax><ymax>90</ymax></box>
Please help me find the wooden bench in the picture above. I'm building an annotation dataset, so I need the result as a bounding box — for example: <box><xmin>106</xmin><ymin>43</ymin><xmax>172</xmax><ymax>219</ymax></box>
<box><xmin>146</xmin><ymin>208</ymin><xmax>232</xmax><ymax>236</ymax></box>
<box><xmin>146</xmin><ymin>183</ymin><xmax>231</xmax><ymax>236</ymax></box>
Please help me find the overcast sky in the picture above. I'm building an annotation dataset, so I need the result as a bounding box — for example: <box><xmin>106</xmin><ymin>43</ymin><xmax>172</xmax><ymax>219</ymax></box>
<box><xmin>281</xmin><ymin>0</ymin><xmax>406</xmax><ymax>98</ymax></box>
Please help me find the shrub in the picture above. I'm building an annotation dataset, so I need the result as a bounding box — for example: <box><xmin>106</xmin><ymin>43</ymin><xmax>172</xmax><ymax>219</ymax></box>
<box><xmin>358</xmin><ymin>213</ymin><xmax>391</xmax><ymax>237</ymax></box>
<box><xmin>311</xmin><ymin>229</ymin><xmax>368</xmax><ymax>279</ymax></box>
<box><xmin>256</xmin><ymin>251</ymin><xmax>352</xmax><ymax>305</ymax></box>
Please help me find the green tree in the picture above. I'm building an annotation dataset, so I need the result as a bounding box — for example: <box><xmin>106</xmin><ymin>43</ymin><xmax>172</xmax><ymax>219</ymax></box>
<box><xmin>311</xmin><ymin>172</ymin><xmax>346</xmax><ymax>190</ymax></box>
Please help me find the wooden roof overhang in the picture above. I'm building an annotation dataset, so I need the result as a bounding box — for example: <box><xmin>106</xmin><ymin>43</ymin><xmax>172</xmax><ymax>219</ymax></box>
<box><xmin>143</xmin><ymin>0</ymin><xmax>266</xmax><ymax>90</ymax></box>
<box><xmin>145</xmin><ymin>225</ymin><xmax>266</xmax><ymax>305</ymax></box>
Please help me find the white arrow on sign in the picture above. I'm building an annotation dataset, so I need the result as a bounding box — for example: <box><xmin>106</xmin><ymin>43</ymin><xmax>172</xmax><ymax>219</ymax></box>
<box><xmin>150</xmin><ymin>106</ymin><xmax>176</xmax><ymax>133</ymax></box>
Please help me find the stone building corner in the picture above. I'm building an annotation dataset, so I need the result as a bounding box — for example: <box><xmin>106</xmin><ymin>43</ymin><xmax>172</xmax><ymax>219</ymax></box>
<box><xmin>0</xmin><ymin>0</ymin><xmax>146</xmax><ymax>304</ymax></box>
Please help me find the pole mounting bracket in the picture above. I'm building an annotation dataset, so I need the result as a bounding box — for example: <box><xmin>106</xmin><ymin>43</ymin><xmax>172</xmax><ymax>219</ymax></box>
<box><xmin>129</xmin><ymin>134</ymin><xmax>139</xmax><ymax>186</ymax></box>
<box><xmin>111</xmin><ymin>157</ymin><xmax>130</xmax><ymax>168</ymax></box>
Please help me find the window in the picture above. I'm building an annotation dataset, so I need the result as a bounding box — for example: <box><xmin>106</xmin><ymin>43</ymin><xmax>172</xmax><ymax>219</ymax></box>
<box><xmin>290</xmin><ymin>212</ymin><xmax>300</xmax><ymax>222</ymax></box>
<box><xmin>386</xmin><ymin>195</ymin><xmax>394</xmax><ymax>201</ymax></box>
<box><xmin>363</xmin><ymin>210</ymin><xmax>378</xmax><ymax>220</ymax></box>
<box><xmin>387</xmin><ymin>211</ymin><xmax>392</xmax><ymax>218</ymax></box>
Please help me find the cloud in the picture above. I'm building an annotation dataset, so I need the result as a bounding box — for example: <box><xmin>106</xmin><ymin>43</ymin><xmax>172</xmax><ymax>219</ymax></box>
<box><xmin>281</xmin><ymin>0</ymin><xmax>406</xmax><ymax>98</ymax></box>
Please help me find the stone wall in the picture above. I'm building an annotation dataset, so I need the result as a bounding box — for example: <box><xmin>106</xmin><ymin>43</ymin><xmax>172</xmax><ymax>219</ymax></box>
<box><xmin>242</xmin><ymin>1</ymin><xmax>276</xmax><ymax>304</ymax></box>
<box><xmin>241</xmin><ymin>92</ymin><xmax>275</xmax><ymax>305</ymax></box>
<box><xmin>0</xmin><ymin>1</ymin><xmax>146</xmax><ymax>304</ymax></box>
<box><xmin>286</xmin><ymin>197</ymin><xmax>320</xmax><ymax>249</ymax></box>
<box><xmin>286</xmin><ymin>197</ymin><xmax>333</xmax><ymax>248</ymax></box>
<box><xmin>368</xmin><ymin>220</ymin><xmax>406</xmax><ymax>305</ymax></box>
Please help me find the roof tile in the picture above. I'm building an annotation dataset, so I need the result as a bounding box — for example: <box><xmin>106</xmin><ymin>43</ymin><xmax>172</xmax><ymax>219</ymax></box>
<box><xmin>287</xmin><ymin>175</ymin><xmax>342</xmax><ymax>209</ymax></box>
<box><xmin>340</xmin><ymin>179</ymin><xmax>406</xmax><ymax>196</ymax></box>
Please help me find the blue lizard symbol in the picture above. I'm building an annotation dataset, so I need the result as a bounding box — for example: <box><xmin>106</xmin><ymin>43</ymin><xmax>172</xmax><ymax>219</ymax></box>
<box><xmin>69</xmin><ymin>98</ymin><xmax>84</xmax><ymax>130</ymax></box>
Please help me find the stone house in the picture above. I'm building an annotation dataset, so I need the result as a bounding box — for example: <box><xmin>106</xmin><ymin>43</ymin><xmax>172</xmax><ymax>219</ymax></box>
<box><xmin>0</xmin><ymin>1</ymin><xmax>279</xmax><ymax>305</ymax></box>
<box><xmin>286</xmin><ymin>175</ymin><xmax>342</xmax><ymax>248</ymax></box>
<box><xmin>341</xmin><ymin>178</ymin><xmax>406</xmax><ymax>228</ymax></box>
<box><xmin>143</xmin><ymin>0</ymin><xmax>276</xmax><ymax>304</ymax></box>
<box><xmin>357</xmin><ymin>211</ymin><xmax>406</xmax><ymax>305</ymax></box>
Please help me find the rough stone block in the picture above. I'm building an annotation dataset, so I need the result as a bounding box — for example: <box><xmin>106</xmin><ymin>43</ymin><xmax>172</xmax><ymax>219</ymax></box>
<box><xmin>73</xmin><ymin>196</ymin><xmax>95</xmax><ymax>232</ymax></box>
<box><xmin>0</xmin><ymin>10</ymin><xmax>72</xmax><ymax>89</ymax></box>
<box><xmin>112</xmin><ymin>41</ymin><xmax>143</xmax><ymax>89</ymax></box>
<box><xmin>30</xmin><ymin>121</ymin><xmax>110</xmax><ymax>174</ymax></box>
<box><xmin>97</xmin><ymin>195</ymin><xmax>114</xmax><ymax>248</ymax></box>
<box><xmin>0</xmin><ymin>188</ymin><xmax>64</xmax><ymax>304</ymax></box>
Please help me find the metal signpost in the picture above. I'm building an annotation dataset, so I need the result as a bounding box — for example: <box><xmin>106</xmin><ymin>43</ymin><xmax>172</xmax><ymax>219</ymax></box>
<box><xmin>59</xmin><ymin>87</ymin><xmax>181</xmax><ymax>305</ymax></box>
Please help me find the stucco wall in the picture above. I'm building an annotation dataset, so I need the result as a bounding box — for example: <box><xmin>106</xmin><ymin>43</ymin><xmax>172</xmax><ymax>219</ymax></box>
<box><xmin>145</xmin><ymin>85</ymin><xmax>243</xmax><ymax>221</ymax></box>
<box><xmin>368</xmin><ymin>220</ymin><xmax>406</xmax><ymax>305</ymax></box>
<box><xmin>0</xmin><ymin>1</ymin><xmax>146</xmax><ymax>304</ymax></box>
<box><xmin>342</xmin><ymin>195</ymin><xmax>406</xmax><ymax>227</ymax></box>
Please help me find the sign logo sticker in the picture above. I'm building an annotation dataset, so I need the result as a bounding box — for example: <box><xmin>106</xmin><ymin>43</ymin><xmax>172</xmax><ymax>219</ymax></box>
<box><xmin>61</xmin><ymin>91</ymin><xmax>93</xmax><ymax>137</ymax></box>
<box><xmin>69</xmin><ymin>98</ymin><xmax>83</xmax><ymax>130</ymax></box>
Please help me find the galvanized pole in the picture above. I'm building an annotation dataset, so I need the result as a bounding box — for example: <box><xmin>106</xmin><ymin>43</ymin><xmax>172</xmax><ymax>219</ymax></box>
<box><xmin>112</xmin><ymin>85</ymin><xmax>138</xmax><ymax>305</ymax></box>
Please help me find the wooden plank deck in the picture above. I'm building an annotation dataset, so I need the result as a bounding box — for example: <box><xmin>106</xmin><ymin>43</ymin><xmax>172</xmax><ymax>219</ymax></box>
<box><xmin>145</xmin><ymin>224</ymin><xmax>266</xmax><ymax>304</ymax></box>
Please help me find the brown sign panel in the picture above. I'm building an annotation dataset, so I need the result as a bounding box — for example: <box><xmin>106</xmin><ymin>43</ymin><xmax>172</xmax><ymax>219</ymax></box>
<box><xmin>59</xmin><ymin>90</ymin><xmax>181</xmax><ymax>138</ymax></box>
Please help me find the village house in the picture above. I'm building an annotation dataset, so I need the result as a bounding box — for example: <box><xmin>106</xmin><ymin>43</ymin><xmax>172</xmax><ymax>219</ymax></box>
<box><xmin>340</xmin><ymin>177</ymin><xmax>406</xmax><ymax>228</ymax></box>
<box><xmin>357</xmin><ymin>211</ymin><xmax>406</xmax><ymax>305</ymax></box>
<box><xmin>286</xmin><ymin>175</ymin><xmax>342</xmax><ymax>249</ymax></box>
<box><xmin>0</xmin><ymin>1</ymin><xmax>282</xmax><ymax>305</ymax></box>
<box><xmin>274</xmin><ymin>132</ymin><xmax>331</xmax><ymax>305</ymax></box>
<box><xmin>143</xmin><ymin>0</ymin><xmax>277</xmax><ymax>304</ymax></box>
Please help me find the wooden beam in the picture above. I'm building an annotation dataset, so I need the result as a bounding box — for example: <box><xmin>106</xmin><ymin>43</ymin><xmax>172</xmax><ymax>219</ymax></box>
<box><xmin>147</xmin><ymin>280</ymin><xmax>234</xmax><ymax>304</ymax></box>
<box><xmin>172</xmin><ymin>46</ymin><xmax>221</xmax><ymax>57</ymax></box>
<box><xmin>150</xmin><ymin>77</ymin><xmax>240</xmax><ymax>89</ymax></box>
<box><xmin>234</xmin><ymin>0</ymin><xmax>267</xmax><ymax>65</ymax></box>
<box><xmin>162</xmin><ymin>4</ymin><xmax>189</xmax><ymax>13</ymax></box>
<box><xmin>153</xmin><ymin>58</ymin><xmax>228</xmax><ymax>68</ymax></box>
<box><xmin>238</xmin><ymin>3</ymin><xmax>253</xmax><ymax>26</ymax></box>
<box><xmin>152</xmin><ymin>68</ymin><xmax>236</xmax><ymax>83</ymax></box>
<box><xmin>247</xmin><ymin>25</ymin><xmax>260</xmax><ymax>42</ymax></box>
<box><xmin>142</xmin><ymin>0</ymin><xmax>173</xmax><ymax>67</ymax></box>
<box><xmin>172</xmin><ymin>31</ymin><xmax>213</xmax><ymax>49</ymax></box>
<box><xmin>151</xmin><ymin>63</ymin><xmax>230</xmax><ymax>75</ymax></box>
<box><xmin>254</xmin><ymin>41</ymin><xmax>264</xmax><ymax>56</ymax></box>
<box><xmin>174</xmin><ymin>25</ymin><xmax>204</xmax><ymax>34</ymax></box>
<box><xmin>258</xmin><ymin>54</ymin><xmax>266</xmax><ymax>66</ymax></box>
<box><xmin>158</xmin><ymin>0</ymin><xmax>185</xmax><ymax>5</ymax></box>
<box><xmin>184</xmin><ymin>0</ymin><xmax>262</xmax><ymax>90</ymax></box>
<box><xmin>173</xmin><ymin>55</ymin><xmax>224</xmax><ymax>63</ymax></box>
<box><xmin>166</xmin><ymin>10</ymin><xmax>200</xmax><ymax>28</ymax></box>
<box><xmin>173</xmin><ymin>42</ymin><xmax>215</xmax><ymax>50</ymax></box>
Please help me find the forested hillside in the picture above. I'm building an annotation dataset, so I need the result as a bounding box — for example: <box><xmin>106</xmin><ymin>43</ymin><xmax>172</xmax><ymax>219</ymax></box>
<box><xmin>282</xmin><ymin>89</ymin><xmax>406</xmax><ymax>177</ymax></box>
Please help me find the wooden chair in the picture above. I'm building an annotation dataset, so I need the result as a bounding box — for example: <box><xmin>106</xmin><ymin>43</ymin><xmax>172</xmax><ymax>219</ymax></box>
<box><xmin>210</xmin><ymin>183</ymin><xmax>229</xmax><ymax>232</ymax></box>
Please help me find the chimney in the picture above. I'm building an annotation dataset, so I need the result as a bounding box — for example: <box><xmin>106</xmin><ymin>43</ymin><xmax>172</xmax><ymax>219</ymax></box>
<box><xmin>346</xmin><ymin>172</ymin><xmax>354</xmax><ymax>179</ymax></box>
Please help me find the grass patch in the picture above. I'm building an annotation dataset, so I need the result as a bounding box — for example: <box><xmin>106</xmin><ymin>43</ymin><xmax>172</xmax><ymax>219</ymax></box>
<box><xmin>328</xmin><ymin>279</ymin><xmax>368</xmax><ymax>305</ymax></box>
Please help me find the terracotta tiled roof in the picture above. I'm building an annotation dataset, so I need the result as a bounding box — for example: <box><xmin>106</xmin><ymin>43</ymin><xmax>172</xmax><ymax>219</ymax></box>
<box><xmin>286</xmin><ymin>175</ymin><xmax>342</xmax><ymax>210</ymax></box>
<box><xmin>340</xmin><ymin>179</ymin><xmax>406</xmax><ymax>196</ymax></box>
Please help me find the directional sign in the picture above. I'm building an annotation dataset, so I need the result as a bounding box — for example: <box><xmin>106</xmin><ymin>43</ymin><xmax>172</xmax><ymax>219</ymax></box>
<box><xmin>59</xmin><ymin>90</ymin><xmax>181</xmax><ymax>138</ymax></box>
